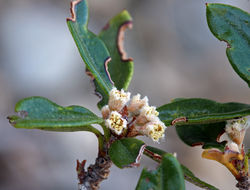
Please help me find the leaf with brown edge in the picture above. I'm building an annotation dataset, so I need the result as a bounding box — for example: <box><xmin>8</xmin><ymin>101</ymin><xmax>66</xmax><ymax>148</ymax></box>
<box><xmin>176</xmin><ymin>122</ymin><xmax>227</xmax><ymax>151</ymax></box>
<box><xmin>158</xmin><ymin>98</ymin><xmax>250</xmax><ymax>126</ymax></box>
<box><xmin>108</xmin><ymin>138</ymin><xmax>145</xmax><ymax>168</ymax></box>
<box><xmin>67</xmin><ymin>0</ymin><xmax>114</xmax><ymax>108</ymax></box>
<box><xmin>99</xmin><ymin>10</ymin><xmax>134</xmax><ymax>90</ymax></box>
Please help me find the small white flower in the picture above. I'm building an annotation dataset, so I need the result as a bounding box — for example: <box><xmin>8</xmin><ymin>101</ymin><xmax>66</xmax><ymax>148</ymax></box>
<box><xmin>225</xmin><ymin>116</ymin><xmax>250</xmax><ymax>145</ymax></box>
<box><xmin>101</xmin><ymin>105</ymin><xmax>110</xmax><ymax>119</ymax></box>
<box><xmin>144</xmin><ymin>120</ymin><xmax>166</xmax><ymax>142</ymax></box>
<box><xmin>108</xmin><ymin>87</ymin><xmax>131</xmax><ymax>111</ymax></box>
<box><xmin>105</xmin><ymin>111</ymin><xmax>127</xmax><ymax>135</ymax></box>
<box><xmin>127</xmin><ymin>94</ymin><xmax>148</xmax><ymax>114</ymax></box>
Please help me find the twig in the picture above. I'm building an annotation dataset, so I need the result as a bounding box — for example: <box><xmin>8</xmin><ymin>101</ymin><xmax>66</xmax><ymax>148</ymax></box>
<box><xmin>76</xmin><ymin>154</ymin><xmax>112</xmax><ymax>190</ymax></box>
<box><xmin>236</xmin><ymin>176</ymin><xmax>250</xmax><ymax>190</ymax></box>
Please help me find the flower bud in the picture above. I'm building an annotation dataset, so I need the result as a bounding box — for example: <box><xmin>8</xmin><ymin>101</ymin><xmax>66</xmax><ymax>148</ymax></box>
<box><xmin>101</xmin><ymin>105</ymin><xmax>110</xmax><ymax>119</ymax></box>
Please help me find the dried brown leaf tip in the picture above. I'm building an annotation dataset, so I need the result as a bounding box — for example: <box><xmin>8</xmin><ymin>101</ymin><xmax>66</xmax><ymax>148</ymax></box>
<box><xmin>67</xmin><ymin>0</ymin><xmax>82</xmax><ymax>22</ymax></box>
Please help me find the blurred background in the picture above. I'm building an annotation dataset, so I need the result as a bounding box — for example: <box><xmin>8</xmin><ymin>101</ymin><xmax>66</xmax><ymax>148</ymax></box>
<box><xmin>0</xmin><ymin>0</ymin><xmax>249</xmax><ymax>189</ymax></box>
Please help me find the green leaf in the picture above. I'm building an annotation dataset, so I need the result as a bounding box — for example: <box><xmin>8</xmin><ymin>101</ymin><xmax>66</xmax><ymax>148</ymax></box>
<box><xmin>108</xmin><ymin>138</ymin><xmax>145</xmax><ymax>168</ymax></box>
<box><xmin>176</xmin><ymin>122</ymin><xmax>227</xmax><ymax>151</ymax></box>
<box><xmin>206</xmin><ymin>3</ymin><xmax>250</xmax><ymax>86</ymax></box>
<box><xmin>7</xmin><ymin>97</ymin><xmax>103</xmax><ymax>132</ymax></box>
<box><xmin>157</xmin><ymin>98</ymin><xmax>250</xmax><ymax>126</ymax></box>
<box><xmin>136</xmin><ymin>153</ymin><xmax>185</xmax><ymax>190</ymax></box>
<box><xmin>67</xmin><ymin>0</ymin><xmax>113</xmax><ymax>107</ymax></box>
<box><xmin>144</xmin><ymin>146</ymin><xmax>219</xmax><ymax>190</ymax></box>
<box><xmin>136</xmin><ymin>168</ymin><xmax>158</xmax><ymax>190</ymax></box>
<box><xmin>99</xmin><ymin>10</ymin><xmax>134</xmax><ymax>90</ymax></box>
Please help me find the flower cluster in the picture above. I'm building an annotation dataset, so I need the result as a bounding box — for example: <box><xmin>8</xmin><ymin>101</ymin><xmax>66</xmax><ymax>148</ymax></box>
<box><xmin>102</xmin><ymin>87</ymin><xmax>166</xmax><ymax>142</ymax></box>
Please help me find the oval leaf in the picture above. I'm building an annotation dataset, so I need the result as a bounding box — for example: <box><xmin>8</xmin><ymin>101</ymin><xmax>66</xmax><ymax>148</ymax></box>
<box><xmin>144</xmin><ymin>146</ymin><xmax>219</xmax><ymax>190</ymax></box>
<box><xmin>136</xmin><ymin>153</ymin><xmax>185</xmax><ymax>190</ymax></box>
<box><xmin>206</xmin><ymin>3</ymin><xmax>250</xmax><ymax>86</ymax></box>
<box><xmin>158</xmin><ymin>98</ymin><xmax>250</xmax><ymax>126</ymax></box>
<box><xmin>67</xmin><ymin>0</ymin><xmax>113</xmax><ymax>108</ymax></box>
<box><xmin>176</xmin><ymin>122</ymin><xmax>227</xmax><ymax>151</ymax></box>
<box><xmin>136</xmin><ymin>168</ymin><xmax>158</xmax><ymax>190</ymax></box>
<box><xmin>99</xmin><ymin>10</ymin><xmax>134</xmax><ymax>90</ymax></box>
<box><xmin>108</xmin><ymin>138</ymin><xmax>145</xmax><ymax>168</ymax></box>
<box><xmin>7</xmin><ymin>97</ymin><xmax>103</xmax><ymax>131</ymax></box>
